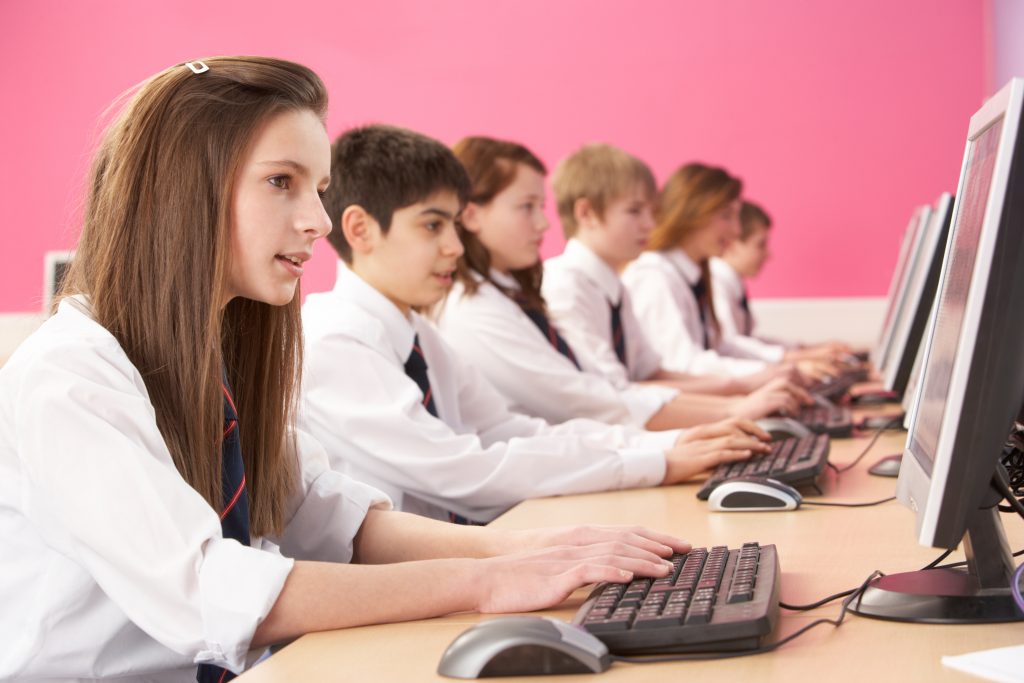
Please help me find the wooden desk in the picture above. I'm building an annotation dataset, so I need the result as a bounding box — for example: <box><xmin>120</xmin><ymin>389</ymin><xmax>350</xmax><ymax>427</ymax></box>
<box><xmin>238</xmin><ymin>429</ymin><xmax>1024</xmax><ymax>682</ymax></box>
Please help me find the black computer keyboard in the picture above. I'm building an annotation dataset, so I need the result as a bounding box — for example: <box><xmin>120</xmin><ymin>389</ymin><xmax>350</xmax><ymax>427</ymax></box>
<box><xmin>797</xmin><ymin>403</ymin><xmax>853</xmax><ymax>438</ymax></box>
<box><xmin>696</xmin><ymin>433</ymin><xmax>830</xmax><ymax>500</ymax></box>
<box><xmin>808</xmin><ymin>367</ymin><xmax>869</xmax><ymax>401</ymax></box>
<box><xmin>573</xmin><ymin>543</ymin><xmax>780</xmax><ymax>654</ymax></box>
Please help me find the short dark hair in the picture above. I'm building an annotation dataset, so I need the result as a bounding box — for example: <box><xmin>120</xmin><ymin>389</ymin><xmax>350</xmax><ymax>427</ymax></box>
<box><xmin>323</xmin><ymin>124</ymin><xmax>471</xmax><ymax>262</ymax></box>
<box><xmin>739</xmin><ymin>200</ymin><xmax>772</xmax><ymax>240</ymax></box>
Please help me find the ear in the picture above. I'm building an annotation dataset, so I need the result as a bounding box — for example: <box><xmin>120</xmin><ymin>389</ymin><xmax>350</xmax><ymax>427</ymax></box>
<box><xmin>574</xmin><ymin>197</ymin><xmax>598</xmax><ymax>230</ymax></box>
<box><xmin>341</xmin><ymin>205</ymin><xmax>380</xmax><ymax>256</ymax></box>
<box><xmin>459</xmin><ymin>202</ymin><xmax>483</xmax><ymax>234</ymax></box>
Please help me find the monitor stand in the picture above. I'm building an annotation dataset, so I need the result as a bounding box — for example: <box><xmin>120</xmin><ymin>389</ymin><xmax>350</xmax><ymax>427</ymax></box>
<box><xmin>849</xmin><ymin>505</ymin><xmax>1022</xmax><ymax>623</ymax></box>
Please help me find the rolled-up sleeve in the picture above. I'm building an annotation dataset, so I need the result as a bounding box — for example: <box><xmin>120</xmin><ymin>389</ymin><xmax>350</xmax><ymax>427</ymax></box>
<box><xmin>15</xmin><ymin>339</ymin><xmax>293</xmax><ymax>674</ymax></box>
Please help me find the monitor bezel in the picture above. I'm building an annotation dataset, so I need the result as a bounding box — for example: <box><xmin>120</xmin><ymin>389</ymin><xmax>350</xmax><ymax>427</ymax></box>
<box><xmin>898</xmin><ymin>79</ymin><xmax>1024</xmax><ymax>548</ymax></box>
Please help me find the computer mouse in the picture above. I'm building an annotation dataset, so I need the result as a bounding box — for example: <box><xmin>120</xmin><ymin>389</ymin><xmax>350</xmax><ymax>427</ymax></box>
<box><xmin>707</xmin><ymin>477</ymin><xmax>802</xmax><ymax>511</ymax></box>
<box><xmin>869</xmin><ymin>454</ymin><xmax>903</xmax><ymax>477</ymax></box>
<box><xmin>859</xmin><ymin>414</ymin><xmax>905</xmax><ymax>431</ymax></box>
<box><xmin>756</xmin><ymin>417</ymin><xmax>812</xmax><ymax>441</ymax></box>
<box><xmin>437</xmin><ymin>615</ymin><xmax>610</xmax><ymax>679</ymax></box>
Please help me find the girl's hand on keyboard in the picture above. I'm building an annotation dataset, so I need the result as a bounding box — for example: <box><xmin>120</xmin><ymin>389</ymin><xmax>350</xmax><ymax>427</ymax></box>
<box><xmin>662</xmin><ymin>418</ymin><xmax>772</xmax><ymax>484</ymax></box>
<box><xmin>729</xmin><ymin>377</ymin><xmax>810</xmax><ymax>419</ymax></box>
<box><xmin>475</xmin><ymin>542</ymin><xmax>678</xmax><ymax>614</ymax></box>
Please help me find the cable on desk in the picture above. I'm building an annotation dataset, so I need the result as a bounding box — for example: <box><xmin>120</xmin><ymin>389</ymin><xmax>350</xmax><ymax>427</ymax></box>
<box><xmin>611</xmin><ymin>572</ymin><xmax>882</xmax><ymax>665</ymax></box>
<box><xmin>833</xmin><ymin>417</ymin><xmax>904</xmax><ymax>474</ymax></box>
<box><xmin>802</xmin><ymin>497</ymin><xmax>896</xmax><ymax>508</ymax></box>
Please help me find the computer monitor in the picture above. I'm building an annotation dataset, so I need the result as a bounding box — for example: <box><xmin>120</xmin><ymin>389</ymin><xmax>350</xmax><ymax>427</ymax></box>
<box><xmin>42</xmin><ymin>250</ymin><xmax>74</xmax><ymax>315</ymax></box>
<box><xmin>870</xmin><ymin>205</ymin><xmax>932</xmax><ymax>375</ymax></box>
<box><xmin>882</xmin><ymin>193</ymin><xmax>954</xmax><ymax>397</ymax></box>
<box><xmin>851</xmin><ymin>78</ymin><xmax>1024</xmax><ymax>623</ymax></box>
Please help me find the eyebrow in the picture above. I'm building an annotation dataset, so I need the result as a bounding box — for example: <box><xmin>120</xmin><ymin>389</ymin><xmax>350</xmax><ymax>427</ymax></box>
<box><xmin>257</xmin><ymin>159</ymin><xmax>331</xmax><ymax>186</ymax></box>
<box><xmin>419</xmin><ymin>207</ymin><xmax>456</xmax><ymax>220</ymax></box>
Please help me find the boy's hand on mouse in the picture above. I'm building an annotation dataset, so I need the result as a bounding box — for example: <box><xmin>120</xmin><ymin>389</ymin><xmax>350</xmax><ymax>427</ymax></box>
<box><xmin>662</xmin><ymin>418</ymin><xmax>772</xmax><ymax>485</ymax></box>
<box><xmin>474</xmin><ymin>542</ymin><xmax>677</xmax><ymax>614</ymax></box>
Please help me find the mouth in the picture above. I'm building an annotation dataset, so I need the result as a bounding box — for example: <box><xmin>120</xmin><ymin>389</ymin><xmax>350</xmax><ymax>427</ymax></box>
<box><xmin>275</xmin><ymin>252</ymin><xmax>310</xmax><ymax>277</ymax></box>
<box><xmin>433</xmin><ymin>269</ymin><xmax>455</xmax><ymax>286</ymax></box>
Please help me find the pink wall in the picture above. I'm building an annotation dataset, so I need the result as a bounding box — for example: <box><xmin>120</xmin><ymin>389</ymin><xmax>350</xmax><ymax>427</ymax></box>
<box><xmin>0</xmin><ymin>0</ymin><xmax>987</xmax><ymax>312</ymax></box>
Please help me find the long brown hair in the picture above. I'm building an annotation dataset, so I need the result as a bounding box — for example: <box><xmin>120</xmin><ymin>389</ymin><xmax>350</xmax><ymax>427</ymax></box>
<box><xmin>60</xmin><ymin>56</ymin><xmax>327</xmax><ymax>536</ymax></box>
<box><xmin>649</xmin><ymin>163</ymin><xmax>743</xmax><ymax>343</ymax></box>
<box><xmin>451</xmin><ymin>136</ymin><xmax>548</xmax><ymax>310</ymax></box>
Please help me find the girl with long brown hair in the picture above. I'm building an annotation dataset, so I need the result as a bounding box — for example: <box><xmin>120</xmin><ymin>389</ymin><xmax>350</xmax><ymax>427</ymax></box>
<box><xmin>623</xmin><ymin>163</ymin><xmax>819</xmax><ymax>379</ymax></box>
<box><xmin>0</xmin><ymin>57</ymin><xmax>690</xmax><ymax>681</ymax></box>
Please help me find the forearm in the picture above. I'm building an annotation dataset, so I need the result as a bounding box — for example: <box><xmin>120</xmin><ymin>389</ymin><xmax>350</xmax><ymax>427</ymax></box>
<box><xmin>644</xmin><ymin>393</ymin><xmax>734</xmax><ymax>429</ymax></box>
<box><xmin>252</xmin><ymin>557</ymin><xmax>478</xmax><ymax>647</ymax></box>
<box><xmin>644</xmin><ymin>369</ymin><xmax>746</xmax><ymax>396</ymax></box>
<box><xmin>353</xmin><ymin>508</ymin><xmax>511</xmax><ymax>564</ymax></box>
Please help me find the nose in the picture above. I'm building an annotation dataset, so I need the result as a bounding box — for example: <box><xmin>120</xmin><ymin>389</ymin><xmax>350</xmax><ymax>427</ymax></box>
<box><xmin>536</xmin><ymin>209</ymin><xmax>550</xmax><ymax>234</ymax></box>
<box><xmin>442</xmin><ymin>223</ymin><xmax>465</xmax><ymax>258</ymax></box>
<box><xmin>303</xmin><ymin>193</ymin><xmax>333</xmax><ymax>240</ymax></box>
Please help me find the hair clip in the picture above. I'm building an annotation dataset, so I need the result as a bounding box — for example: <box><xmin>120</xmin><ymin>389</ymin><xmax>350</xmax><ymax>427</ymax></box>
<box><xmin>185</xmin><ymin>61</ymin><xmax>209</xmax><ymax>74</ymax></box>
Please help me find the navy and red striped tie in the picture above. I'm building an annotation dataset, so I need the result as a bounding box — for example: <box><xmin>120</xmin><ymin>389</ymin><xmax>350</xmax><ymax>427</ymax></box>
<box><xmin>690</xmin><ymin>278</ymin><xmax>711</xmax><ymax>350</ymax></box>
<box><xmin>511</xmin><ymin>293</ymin><xmax>582</xmax><ymax>370</ymax></box>
<box><xmin>196</xmin><ymin>378</ymin><xmax>250</xmax><ymax>683</ymax></box>
<box><xmin>403</xmin><ymin>334</ymin><xmax>438</xmax><ymax>418</ymax></box>
<box><xmin>609</xmin><ymin>300</ymin><xmax>627</xmax><ymax>367</ymax></box>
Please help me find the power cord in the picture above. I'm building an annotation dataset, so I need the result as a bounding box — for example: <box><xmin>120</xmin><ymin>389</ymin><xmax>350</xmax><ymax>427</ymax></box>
<box><xmin>802</xmin><ymin>497</ymin><xmax>895</xmax><ymax>508</ymax></box>
<box><xmin>829</xmin><ymin>417</ymin><xmax>904</xmax><ymax>475</ymax></box>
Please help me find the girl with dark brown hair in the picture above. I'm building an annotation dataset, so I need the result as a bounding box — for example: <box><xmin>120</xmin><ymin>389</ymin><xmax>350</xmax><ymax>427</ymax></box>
<box><xmin>0</xmin><ymin>58</ymin><xmax>689</xmax><ymax>681</ymax></box>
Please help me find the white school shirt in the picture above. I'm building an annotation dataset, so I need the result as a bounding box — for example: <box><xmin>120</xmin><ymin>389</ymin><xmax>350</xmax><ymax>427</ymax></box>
<box><xmin>435</xmin><ymin>268</ymin><xmax>676</xmax><ymax>427</ymax></box>
<box><xmin>621</xmin><ymin>250</ymin><xmax>767</xmax><ymax>376</ymax></box>
<box><xmin>543</xmin><ymin>239</ymin><xmax>678</xmax><ymax>392</ymax></box>
<box><xmin>709</xmin><ymin>257</ymin><xmax>787</xmax><ymax>362</ymax></box>
<box><xmin>0</xmin><ymin>298</ymin><xmax>390</xmax><ymax>682</ymax></box>
<box><xmin>300</xmin><ymin>262</ymin><xmax>671</xmax><ymax>523</ymax></box>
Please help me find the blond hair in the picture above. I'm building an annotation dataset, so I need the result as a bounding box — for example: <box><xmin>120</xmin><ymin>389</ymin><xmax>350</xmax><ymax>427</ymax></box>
<box><xmin>552</xmin><ymin>143</ymin><xmax>656</xmax><ymax>239</ymax></box>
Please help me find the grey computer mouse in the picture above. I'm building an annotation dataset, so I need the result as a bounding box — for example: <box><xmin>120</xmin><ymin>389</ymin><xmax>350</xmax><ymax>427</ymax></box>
<box><xmin>869</xmin><ymin>454</ymin><xmax>902</xmax><ymax>477</ymax></box>
<box><xmin>437</xmin><ymin>615</ymin><xmax>610</xmax><ymax>679</ymax></box>
<box><xmin>756</xmin><ymin>417</ymin><xmax>812</xmax><ymax>441</ymax></box>
<box><xmin>707</xmin><ymin>476</ymin><xmax>802</xmax><ymax>511</ymax></box>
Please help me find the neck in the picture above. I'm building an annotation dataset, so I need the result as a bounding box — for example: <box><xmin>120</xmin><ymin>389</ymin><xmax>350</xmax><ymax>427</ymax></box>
<box><xmin>679</xmin><ymin>241</ymin><xmax>707</xmax><ymax>265</ymax></box>
<box><xmin>576</xmin><ymin>233</ymin><xmax>624</xmax><ymax>272</ymax></box>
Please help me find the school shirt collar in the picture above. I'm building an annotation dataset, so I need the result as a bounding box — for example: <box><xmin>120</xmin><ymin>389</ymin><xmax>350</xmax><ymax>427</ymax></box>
<box><xmin>665</xmin><ymin>248</ymin><xmax>703</xmax><ymax>286</ymax></box>
<box><xmin>332</xmin><ymin>260</ymin><xmax>417</xmax><ymax>364</ymax></box>
<box><xmin>711</xmin><ymin>256</ymin><xmax>744</xmax><ymax>292</ymax></box>
<box><xmin>489</xmin><ymin>268</ymin><xmax>520</xmax><ymax>291</ymax></box>
<box><xmin>561</xmin><ymin>239</ymin><xmax>623</xmax><ymax>305</ymax></box>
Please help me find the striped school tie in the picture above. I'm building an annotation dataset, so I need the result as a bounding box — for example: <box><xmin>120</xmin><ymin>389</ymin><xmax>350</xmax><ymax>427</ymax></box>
<box><xmin>739</xmin><ymin>287</ymin><xmax>753</xmax><ymax>336</ymax></box>
<box><xmin>609</xmin><ymin>300</ymin><xmax>627</xmax><ymax>367</ymax></box>
<box><xmin>690</xmin><ymin>278</ymin><xmax>711</xmax><ymax>350</ymax></box>
<box><xmin>511</xmin><ymin>293</ymin><xmax>582</xmax><ymax>370</ymax></box>
<box><xmin>196</xmin><ymin>378</ymin><xmax>250</xmax><ymax>683</ymax></box>
<box><xmin>403</xmin><ymin>334</ymin><xmax>438</xmax><ymax>418</ymax></box>
<box><xmin>402</xmin><ymin>335</ymin><xmax>478</xmax><ymax>525</ymax></box>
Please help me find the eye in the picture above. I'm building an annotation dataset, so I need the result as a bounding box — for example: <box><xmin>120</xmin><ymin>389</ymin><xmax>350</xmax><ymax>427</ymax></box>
<box><xmin>268</xmin><ymin>175</ymin><xmax>291</xmax><ymax>190</ymax></box>
<box><xmin>425</xmin><ymin>220</ymin><xmax>442</xmax><ymax>232</ymax></box>
<box><xmin>317</xmin><ymin>188</ymin><xmax>327</xmax><ymax>199</ymax></box>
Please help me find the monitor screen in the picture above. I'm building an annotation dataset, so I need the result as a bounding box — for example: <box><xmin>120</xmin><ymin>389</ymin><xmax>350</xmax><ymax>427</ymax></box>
<box><xmin>851</xmin><ymin>79</ymin><xmax>1024</xmax><ymax>624</ymax></box>
<box><xmin>907</xmin><ymin>121</ymin><xmax>1002</xmax><ymax>474</ymax></box>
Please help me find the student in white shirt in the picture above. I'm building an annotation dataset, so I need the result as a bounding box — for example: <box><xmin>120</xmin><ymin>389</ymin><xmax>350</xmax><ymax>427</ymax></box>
<box><xmin>0</xmin><ymin>58</ymin><xmax>690</xmax><ymax>682</ymax></box>
<box><xmin>301</xmin><ymin>124</ymin><xmax>771</xmax><ymax>525</ymax></box>
<box><xmin>437</xmin><ymin>136</ymin><xmax>800</xmax><ymax>430</ymax></box>
<box><xmin>543</xmin><ymin>143</ymin><xmax>810</xmax><ymax>419</ymax></box>
<box><xmin>711</xmin><ymin>201</ymin><xmax>851</xmax><ymax>364</ymax></box>
<box><xmin>623</xmin><ymin>163</ymin><xmax>837</xmax><ymax>379</ymax></box>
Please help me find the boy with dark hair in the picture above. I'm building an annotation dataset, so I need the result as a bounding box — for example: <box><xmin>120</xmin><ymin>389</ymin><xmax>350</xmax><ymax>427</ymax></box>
<box><xmin>299</xmin><ymin>125</ymin><xmax>769</xmax><ymax>523</ymax></box>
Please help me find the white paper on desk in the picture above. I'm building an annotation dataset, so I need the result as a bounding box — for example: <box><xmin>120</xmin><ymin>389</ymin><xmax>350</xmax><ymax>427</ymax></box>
<box><xmin>942</xmin><ymin>645</ymin><xmax>1024</xmax><ymax>683</ymax></box>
